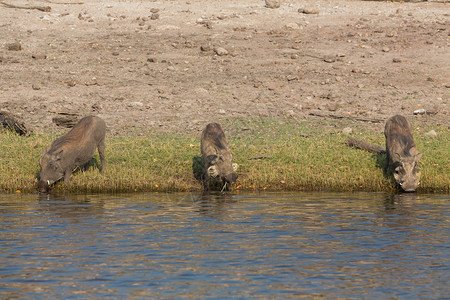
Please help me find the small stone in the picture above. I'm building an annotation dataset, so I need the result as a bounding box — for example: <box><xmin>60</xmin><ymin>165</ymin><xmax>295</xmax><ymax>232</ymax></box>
<box><xmin>32</xmin><ymin>84</ymin><xmax>41</xmax><ymax>90</ymax></box>
<box><xmin>265</xmin><ymin>0</ymin><xmax>281</xmax><ymax>9</ymax></box>
<box><xmin>413</xmin><ymin>109</ymin><xmax>426</xmax><ymax>115</ymax></box>
<box><xmin>147</xmin><ymin>57</ymin><xmax>156</xmax><ymax>62</ymax></box>
<box><xmin>425</xmin><ymin>105</ymin><xmax>439</xmax><ymax>115</ymax></box>
<box><xmin>382</xmin><ymin>47</ymin><xmax>390</xmax><ymax>52</ymax></box>
<box><xmin>392</xmin><ymin>58</ymin><xmax>401</xmax><ymax>63</ymax></box>
<box><xmin>32</xmin><ymin>54</ymin><xmax>47</xmax><ymax>60</ymax></box>
<box><xmin>7</xmin><ymin>42</ymin><xmax>22</xmax><ymax>51</ymax></box>
<box><xmin>298</xmin><ymin>8</ymin><xmax>319</xmax><ymax>14</ymax></box>
<box><xmin>425</xmin><ymin>130</ymin><xmax>437</xmax><ymax>137</ymax></box>
<box><xmin>323</xmin><ymin>56</ymin><xmax>336</xmax><ymax>63</ymax></box>
<box><xmin>342</xmin><ymin>127</ymin><xmax>352</xmax><ymax>135</ymax></box>
<box><xmin>327</xmin><ymin>103</ymin><xmax>338</xmax><ymax>111</ymax></box>
<box><xmin>286</xmin><ymin>75</ymin><xmax>298</xmax><ymax>81</ymax></box>
<box><xmin>112</xmin><ymin>52</ymin><xmax>119</xmax><ymax>56</ymax></box>
<box><xmin>150</xmin><ymin>13</ymin><xmax>159</xmax><ymax>20</ymax></box>
<box><xmin>214</xmin><ymin>47</ymin><xmax>228</xmax><ymax>56</ymax></box>
<box><xmin>150</xmin><ymin>8</ymin><xmax>159</xmax><ymax>13</ymax></box>
<box><xmin>219</xmin><ymin>109</ymin><xmax>226</xmax><ymax>114</ymax></box>
<box><xmin>285</xmin><ymin>23</ymin><xmax>300</xmax><ymax>30</ymax></box>
<box><xmin>200</xmin><ymin>45</ymin><xmax>211</xmax><ymax>52</ymax></box>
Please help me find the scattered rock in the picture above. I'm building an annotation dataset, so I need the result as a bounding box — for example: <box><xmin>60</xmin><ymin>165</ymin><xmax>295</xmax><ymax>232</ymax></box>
<box><xmin>392</xmin><ymin>58</ymin><xmax>401</xmax><ymax>63</ymax></box>
<box><xmin>323</xmin><ymin>56</ymin><xmax>336</xmax><ymax>63</ymax></box>
<box><xmin>32</xmin><ymin>84</ymin><xmax>41</xmax><ymax>90</ymax></box>
<box><xmin>424</xmin><ymin>105</ymin><xmax>439</xmax><ymax>115</ymax></box>
<box><xmin>214</xmin><ymin>47</ymin><xmax>229</xmax><ymax>56</ymax></box>
<box><xmin>413</xmin><ymin>108</ymin><xmax>426</xmax><ymax>115</ymax></box>
<box><xmin>342</xmin><ymin>127</ymin><xmax>352</xmax><ymax>135</ymax></box>
<box><xmin>285</xmin><ymin>23</ymin><xmax>300</xmax><ymax>30</ymax></box>
<box><xmin>66</xmin><ymin>80</ymin><xmax>76</xmax><ymax>87</ymax></box>
<box><xmin>200</xmin><ymin>45</ymin><xmax>211</xmax><ymax>52</ymax></box>
<box><xmin>265</xmin><ymin>0</ymin><xmax>281</xmax><ymax>9</ymax></box>
<box><xmin>298</xmin><ymin>8</ymin><xmax>319</xmax><ymax>14</ymax></box>
<box><xmin>112</xmin><ymin>52</ymin><xmax>119</xmax><ymax>56</ymax></box>
<box><xmin>150</xmin><ymin>13</ymin><xmax>159</xmax><ymax>20</ymax></box>
<box><xmin>147</xmin><ymin>57</ymin><xmax>156</xmax><ymax>62</ymax></box>
<box><xmin>327</xmin><ymin>103</ymin><xmax>338</xmax><ymax>111</ymax></box>
<box><xmin>425</xmin><ymin>130</ymin><xmax>437</xmax><ymax>137</ymax></box>
<box><xmin>150</xmin><ymin>8</ymin><xmax>159</xmax><ymax>13</ymax></box>
<box><xmin>382</xmin><ymin>47</ymin><xmax>390</xmax><ymax>52</ymax></box>
<box><xmin>32</xmin><ymin>54</ymin><xmax>47</xmax><ymax>60</ymax></box>
<box><xmin>286</xmin><ymin>75</ymin><xmax>298</xmax><ymax>82</ymax></box>
<box><xmin>7</xmin><ymin>42</ymin><xmax>21</xmax><ymax>51</ymax></box>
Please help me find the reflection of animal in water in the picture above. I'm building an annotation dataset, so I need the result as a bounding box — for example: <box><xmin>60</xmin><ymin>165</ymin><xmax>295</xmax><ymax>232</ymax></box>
<box><xmin>200</xmin><ymin>123</ymin><xmax>238</xmax><ymax>192</ymax></box>
<box><xmin>38</xmin><ymin>116</ymin><xmax>106</xmax><ymax>193</ymax></box>
<box><xmin>347</xmin><ymin>115</ymin><xmax>422</xmax><ymax>192</ymax></box>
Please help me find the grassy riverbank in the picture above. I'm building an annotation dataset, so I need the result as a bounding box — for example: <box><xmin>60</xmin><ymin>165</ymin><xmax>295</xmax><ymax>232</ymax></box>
<box><xmin>1</xmin><ymin>118</ymin><xmax>448</xmax><ymax>194</ymax></box>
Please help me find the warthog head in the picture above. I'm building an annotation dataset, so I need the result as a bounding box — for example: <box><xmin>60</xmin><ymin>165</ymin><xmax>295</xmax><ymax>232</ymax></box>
<box><xmin>38</xmin><ymin>149</ymin><xmax>65</xmax><ymax>193</ymax></box>
<box><xmin>393</xmin><ymin>152</ymin><xmax>422</xmax><ymax>192</ymax></box>
<box><xmin>205</xmin><ymin>150</ymin><xmax>238</xmax><ymax>185</ymax></box>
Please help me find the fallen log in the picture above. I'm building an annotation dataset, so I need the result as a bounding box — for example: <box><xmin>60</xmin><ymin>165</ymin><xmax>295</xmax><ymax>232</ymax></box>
<box><xmin>0</xmin><ymin>111</ymin><xmax>32</xmax><ymax>135</ymax></box>
<box><xmin>347</xmin><ymin>136</ymin><xmax>385</xmax><ymax>154</ymax></box>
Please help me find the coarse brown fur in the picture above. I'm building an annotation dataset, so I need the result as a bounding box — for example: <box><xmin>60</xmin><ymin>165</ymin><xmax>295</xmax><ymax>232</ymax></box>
<box><xmin>38</xmin><ymin>116</ymin><xmax>106</xmax><ymax>193</ymax></box>
<box><xmin>201</xmin><ymin>123</ymin><xmax>238</xmax><ymax>191</ymax></box>
<box><xmin>384</xmin><ymin>115</ymin><xmax>422</xmax><ymax>192</ymax></box>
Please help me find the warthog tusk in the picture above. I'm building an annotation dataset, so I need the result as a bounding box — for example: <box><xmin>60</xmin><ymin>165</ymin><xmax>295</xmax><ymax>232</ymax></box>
<box><xmin>221</xmin><ymin>182</ymin><xmax>227</xmax><ymax>192</ymax></box>
<box><xmin>47</xmin><ymin>180</ymin><xmax>50</xmax><ymax>185</ymax></box>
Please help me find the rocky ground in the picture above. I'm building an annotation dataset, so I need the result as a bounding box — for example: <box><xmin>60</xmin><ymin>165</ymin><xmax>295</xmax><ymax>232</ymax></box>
<box><xmin>0</xmin><ymin>0</ymin><xmax>448</xmax><ymax>136</ymax></box>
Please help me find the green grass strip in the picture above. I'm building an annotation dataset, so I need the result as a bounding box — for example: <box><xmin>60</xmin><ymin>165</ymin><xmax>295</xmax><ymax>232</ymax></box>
<box><xmin>1</xmin><ymin>118</ymin><xmax>448</xmax><ymax>194</ymax></box>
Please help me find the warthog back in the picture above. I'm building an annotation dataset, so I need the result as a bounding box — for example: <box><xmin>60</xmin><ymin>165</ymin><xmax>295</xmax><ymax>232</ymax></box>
<box><xmin>385</xmin><ymin>115</ymin><xmax>422</xmax><ymax>192</ymax></box>
<box><xmin>38</xmin><ymin>116</ymin><xmax>106</xmax><ymax>193</ymax></box>
<box><xmin>201</xmin><ymin>123</ymin><xmax>238</xmax><ymax>191</ymax></box>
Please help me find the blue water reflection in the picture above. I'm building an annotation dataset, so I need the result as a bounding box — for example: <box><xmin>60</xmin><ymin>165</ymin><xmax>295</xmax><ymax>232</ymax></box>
<box><xmin>0</xmin><ymin>192</ymin><xmax>448</xmax><ymax>298</ymax></box>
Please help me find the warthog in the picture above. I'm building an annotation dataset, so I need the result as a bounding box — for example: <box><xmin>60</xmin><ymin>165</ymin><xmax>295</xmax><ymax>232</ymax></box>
<box><xmin>201</xmin><ymin>123</ymin><xmax>238</xmax><ymax>191</ymax></box>
<box><xmin>38</xmin><ymin>116</ymin><xmax>106</xmax><ymax>193</ymax></box>
<box><xmin>384</xmin><ymin>115</ymin><xmax>422</xmax><ymax>192</ymax></box>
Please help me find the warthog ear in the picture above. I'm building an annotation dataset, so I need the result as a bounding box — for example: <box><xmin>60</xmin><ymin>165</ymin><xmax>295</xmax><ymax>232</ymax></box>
<box><xmin>415</xmin><ymin>152</ymin><xmax>423</xmax><ymax>161</ymax></box>
<box><xmin>206</xmin><ymin>154</ymin><xmax>217</xmax><ymax>165</ymax></box>
<box><xmin>232</xmin><ymin>163</ymin><xmax>239</xmax><ymax>172</ymax></box>
<box><xmin>207</xmin><ymin>165</ymin><xmax>219</xmax><ymax>178</ymax></box>
<box><xmin>54</xmin><ymin>149</ymin><xmax>64</xmax><ymax>160</ymax></box>
<box><xmin>393</xmin><ymin>152</ymin><xmax>402</xmax><ymax>162</ymax></box>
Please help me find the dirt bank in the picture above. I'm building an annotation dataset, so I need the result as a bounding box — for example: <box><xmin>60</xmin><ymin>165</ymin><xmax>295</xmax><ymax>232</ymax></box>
<box><xmin>0</xmin><ymin>0</ymin><xmax>448</xmax><ymax>136</ymax></box>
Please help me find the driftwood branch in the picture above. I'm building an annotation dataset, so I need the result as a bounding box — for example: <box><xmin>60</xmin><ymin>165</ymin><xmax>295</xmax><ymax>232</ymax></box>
<box><xmin>347</xmin><ymin>136</ymin><xmax>385</xmax><ymax>154</ymax></box>
<box><xmin>0</xmin><ymin>1</ymin><xmax>51</xmax><ymax>11</ymax></box>
<box><xmin>309</xmin><ymin>111</ymin><xmax>383</xmax><ymax>123</ymax></box>
<box><xmin>44</xmin><ymin>0</ymin><xmax>84</xmax><ymax>4</ymax></box>
<box><xmin>0</xmin><ymin>111</ymin><xmax>32</xmax><ymax>135</ymax></box>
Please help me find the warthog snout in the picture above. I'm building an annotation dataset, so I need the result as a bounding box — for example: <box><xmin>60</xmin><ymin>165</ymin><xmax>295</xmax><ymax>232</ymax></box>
<box><xmin>225</xmin><ymin>173</ymin><xmax>238</xmax><ymax>185</ymax></box>
<box><xmin>37</xmin><ymin>180</ymin><xmax>50</xmax><ymax>193</ymax></box>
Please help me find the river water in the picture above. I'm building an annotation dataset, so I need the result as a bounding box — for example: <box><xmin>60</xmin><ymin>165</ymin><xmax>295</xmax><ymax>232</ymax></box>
<box><xmin>0</xmin><ymin>192</ymin><xmax>448</xmax><ymax>299</ymax></box>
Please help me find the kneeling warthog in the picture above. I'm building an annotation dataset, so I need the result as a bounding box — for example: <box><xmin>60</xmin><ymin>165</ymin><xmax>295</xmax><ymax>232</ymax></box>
<box><xmin>201</xmin><ymin>123</ymin><xmax>238</xmax><ymax>191</ymax></box>
<box><xmin>38</xmin><ymin>116</ymin><xmax>106</xmax><ymax>193</ymax></box>
<box><xmin>347</xmin><ymin>114</ymin><xmax>422</xmax><ymax>192</ymax></box>
<box><xmin>385</xmin><ymin>115</ymin><xmax>422</xmax><ymax>192</ymax></box>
